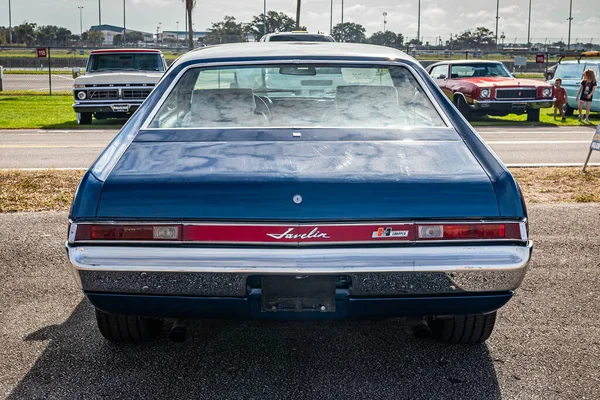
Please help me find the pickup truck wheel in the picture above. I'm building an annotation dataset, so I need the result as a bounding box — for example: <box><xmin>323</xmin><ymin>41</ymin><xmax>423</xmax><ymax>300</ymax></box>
<box><xmin>77</xmin><ymin>112</ymin><xmax>92</xmax><ymax>125</ymax></box>
<box><xmin>95</xmin><ymin>308</ymin><xmax>163</xmax><ymax>343</ymax></box>
<box><xmin>455</xmin><ymin>96</ymin><xmax>472</xmax><ymax>121</ymax></box>
<box><xmin>428</xmin><ymin>312</ymin><xmax>497</xmax><ymax>344</ymax></box>
<box><xmin>526</xmin><ymin>108</ymin><xmax>540</xmax><ymax>122</ymax></box>
<box><xmin>565</xmin><ymin>104</ymin><xmax>575</xmax><ymax>116</ymax></box>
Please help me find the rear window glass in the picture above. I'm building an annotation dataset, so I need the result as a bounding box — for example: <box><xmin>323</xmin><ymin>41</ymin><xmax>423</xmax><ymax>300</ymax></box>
<box><xmin>148</xmin><ymin>64</ymin><xmax>445</xmax><ymax>129</ymax></box>
<box><xmin>268</xmin><ymin>34</ymin><xmax>334</xmax><ymax>42</ymax></box>
<box><xmin>555</xmin><ymin>64</ymin><xmax>585</xmax><ymax>80</ymax></box>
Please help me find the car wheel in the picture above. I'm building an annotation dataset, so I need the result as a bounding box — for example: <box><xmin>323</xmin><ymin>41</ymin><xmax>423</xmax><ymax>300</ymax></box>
<box><xmin>565</xmin><ymin>104</ymin><xmax>575</xmax><ymax>116</ymax></box>
<box><xmin>526</xmin><ymin>108</ymin><xmax>540</xmax><ymax>122</ymax></box>
<box><xmin>428</xmin><ymin>312</ymin><xmax>497</xmax><ymax>344</ymax></box>
<box><xmin>77</xmin><ymin>112</ymin><xmax>93</xmax><ymax>125</ymax></box>
<box><xmin>455</xmin><ymin>96</ymin><xmax>472</xmax><ymax>121</ymax></box>
<box><xmin>95</xmin><ymin>308</ymin><xmax>163</xmax><ymax>343</ymax></box>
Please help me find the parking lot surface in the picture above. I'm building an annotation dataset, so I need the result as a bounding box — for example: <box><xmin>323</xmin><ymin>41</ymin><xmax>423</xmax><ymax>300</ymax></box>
<box><xmin>0</xmin><ymin>204</ymin><xmax>599</xmax><ymax>399</ymax></box>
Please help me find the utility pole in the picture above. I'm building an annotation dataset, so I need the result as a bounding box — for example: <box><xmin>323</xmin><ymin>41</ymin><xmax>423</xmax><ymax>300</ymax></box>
<box><xmin>8</xmin><ymin>0</ymin><xmax>12</xmax><ymax>45</ymax></box>
<box><xmin>263</xmin><ymin>0</ymin><xmax>267</xmax><ymax>36</ymax></box>
<box><xmin>123</xmin><ymin>0</ymin><xmax>126</xmax><ymax>45</ymax></box>
<box><xmin>383</xmin><ymin>12</ymin><xmax>387</xmax><ymax>33</ymax></box>
<box><xmin>527</xmin><ymin>0</ymin><xmax>532</xmax><ymax>48</ymax></box>
<box><xmin>296</xmin><ymin>0</ymin><xmax>301</xmax><ymax>29</ymax></box>
<box><xmin>567</xmin><ymin>0</ymin><xmax>573</xmax><ymax>50</ymax></box>
<box><xmin>176</xmin><ymin>21</ymin><xmax>179</xmax><ymax>43</ymax></box>
<box><xmin>158</xmin><ymin>22</ymin><xmax>162</xmax><ymax>44</ymax></box>
<box><xmin>330</xmin><ymin>0</ymin><xmax>333</xmax><ymax>33</ymax></box>
<box><xmin>417</xmin><ymin>0</ymin><xmax>421</xmax><ymax>45</ymax></box>
<box><xmin>495</xmin><ymin>0</ymin><xmax>500</xmax><ymax>47</ymax></box>
<box><xmin>341</xmin><ymin>0</ymin><xmax>344</xmax><ymax>37</ymax></box>
<box><xmin>98</xmin><ymin>0</ymin><xmax>102</xmax><ymax>26</ymax></box>
<box><xmin>78</xmin><ymin>6</ymin><xmax>84</xmax><ymax>36</ymax></box>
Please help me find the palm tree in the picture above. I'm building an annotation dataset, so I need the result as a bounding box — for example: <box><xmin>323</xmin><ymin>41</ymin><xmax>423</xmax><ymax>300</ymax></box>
<box><xmin>296</xmin><ymin>0</ymin><xmax>301</xmax><ymax>29</ymax></box>
<box><xmin>182</xmin><ymin>0</ymin><xmax>196</xmax><ymax>50</ymax></box>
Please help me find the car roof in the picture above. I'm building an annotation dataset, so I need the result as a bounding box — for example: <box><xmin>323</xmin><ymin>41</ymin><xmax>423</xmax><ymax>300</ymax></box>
<box><xmin>90</xmin><ymin>49</ymin><xmax>162</xmax><ymax>54</ymax></box>
<box><xmin>429</xmin><ymin>60</ymin><xmax>502</xmax><ymax>67</ymax></box>
<box><xmin>558</xmin><ymin>60</ymin><xmax>600</xmax><ymax>65</ymax></box>
<box><xmin>175</xmin><ymin>42</ymin><xmax>412</xmax><ymax>65</ymax></box>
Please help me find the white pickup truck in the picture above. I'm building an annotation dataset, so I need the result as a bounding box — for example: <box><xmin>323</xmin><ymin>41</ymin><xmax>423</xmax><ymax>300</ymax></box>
<box><xmin>72</xmin><ymin>49</ymin><xmax>167</xmax><ymax>125</ymax></box>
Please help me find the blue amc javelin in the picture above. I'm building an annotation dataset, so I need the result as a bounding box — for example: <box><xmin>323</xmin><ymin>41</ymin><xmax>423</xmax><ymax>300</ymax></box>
<box><xmin>66</xmin><ymin>43</ymin><xmax>532</xmax><ymax>344</ymax></box>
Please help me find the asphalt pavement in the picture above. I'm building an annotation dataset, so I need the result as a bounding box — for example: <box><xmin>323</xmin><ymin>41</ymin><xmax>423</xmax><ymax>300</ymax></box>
<box><xmin>0</xmin><ymin>204</ymin><xmax>599</xmax><ymax>399</ymax></box>
<box><xmin>2</xmin><ymin>74</ymin><xmax>75</xmax><ymax>92</ymax></box>
<box><xmin>0</xmin><ymin>126</ymin><xmax>599</xmax><ymax>169</ymax></box>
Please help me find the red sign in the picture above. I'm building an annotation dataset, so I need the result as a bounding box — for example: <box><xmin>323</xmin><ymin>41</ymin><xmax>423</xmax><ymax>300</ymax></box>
<box><xmin>536</xmin><ymin>54</ymin><xmax>545</xmax><ymax>64</ymax></box>
<box><xmin>36</xmin><ymin>48</ymin><xmax>47</xmax><ymax>58</ymax></box>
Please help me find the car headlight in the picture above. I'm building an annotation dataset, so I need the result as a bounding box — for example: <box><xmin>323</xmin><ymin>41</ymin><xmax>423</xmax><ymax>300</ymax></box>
<box><xmin>542</xmin><ymin>88</ymin><xmax>552</xmax><ymax>98</ymax></box>
<box><xmin>76</xmin><ymin>91</ymin><xmax>87</xmax><ymax>100</ymax></box>
<box><xmin>480</xmin><ymin>88</ymin><xmax>491</xmax><ymax>99</ymax></box>
<box><xmin>73</xmin><ymin>84</ymin><xmax>85</xmax><ymax>89</ymax></box>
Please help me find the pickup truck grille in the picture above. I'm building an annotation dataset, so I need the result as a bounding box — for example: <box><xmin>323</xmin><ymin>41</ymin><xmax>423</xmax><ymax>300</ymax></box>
<box><xmin>495</xmin><ymin>88</ymin><xmax>537</xmax><ymax>100</ymax></box>
<box><xmin>122</xmin><ymin>89</ymin><xmax>153</xmax><ymax>100</ymax></box>
<box><xmin>89</xmin><ymin>90</ymin><xmax>119</xmax><ymax>100</ymax></box>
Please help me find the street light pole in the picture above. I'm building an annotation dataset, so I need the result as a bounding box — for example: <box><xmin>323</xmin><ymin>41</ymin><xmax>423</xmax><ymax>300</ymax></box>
<box><xmin>495</xmin><ymin>0</ymin><xmax>500</xmax><ymax>47</ymax></box>
<box><xmin>417</xmin><ymin>0</ymin><xmax>421</xmax><ymax>44</ymax></box>
<box><xmin>330</xmin><ymin>0</ymin><xmax>333</xmax><ymax>33</ymax></box>
<box><xmin>123</xmin><ymin>0</ymin><xmax>126</xmax><ymax>45</ymax></box>
<box><xmin>176</xmin><ymin>21</ymin><xmax>179</xmax><ymax>43</ymax></box>
<box><xmin>527</xmin><ymin>0</ymin><xmax>532</xmax><ymax>48</ymax></box>
<box><xmin>263</xmin><ymin>0</ymin><xmax>266</xmax><ymax>37</ymax></box>
<box><xmin>567</xmin><ymin>0</ymin><xmax>573</xmax><ymax>50</ymax></box>
<box><xmin>98</xmin><ymin>0</ymin><xmax>101</xmax><ymax>26</ymax></box>
<box><xmin>383</xmin><ymin>12</ymin><xmax>387</xmax><ymax>33</ymax></box>
<box><xmin>341</xmin><ymin>0</ymin><xmax>344</xmax><ymax>41</ymax></box>
<box><xmin>78</xmin><ymin>6</ymin><xmax>84</xmax><ymax>37</ymax></box>
<box><xmin>8</xmin><ymin>0</ymin><xmax>12</xmax><ymax>45</ymax></box>
<box><xmin>158</xmin><ymin>22</ymin><xmax>162</xmax><ymax>44</ymax></box>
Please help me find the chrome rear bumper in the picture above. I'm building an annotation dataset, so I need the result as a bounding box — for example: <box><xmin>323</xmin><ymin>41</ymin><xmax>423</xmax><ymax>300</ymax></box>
<box><xmin>67</xmin><ymin>242</ymin><xmax>532</xmax><ymax>297</ymax></box>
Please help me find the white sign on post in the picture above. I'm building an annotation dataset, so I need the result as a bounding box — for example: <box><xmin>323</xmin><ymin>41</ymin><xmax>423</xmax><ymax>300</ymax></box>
<box><xmin>514</xmin><ymin>57</ymin><xmax>527</xmax><ymax>67</ymax></box>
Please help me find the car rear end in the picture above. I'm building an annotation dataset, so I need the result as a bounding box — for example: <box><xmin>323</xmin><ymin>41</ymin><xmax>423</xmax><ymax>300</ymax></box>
<box><xmin>66</xmin><ymin>48</ymin><xmax>532</xmax><ymax>343</ymax></box>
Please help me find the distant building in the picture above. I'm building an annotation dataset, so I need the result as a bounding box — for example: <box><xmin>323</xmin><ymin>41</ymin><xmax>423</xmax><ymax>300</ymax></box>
<box><xmin>90</xmin><ymin>24</ymin><xmax>153</xmax><ymax>45</ymax></box>
<box><xmin>161</xmin><ymin>30</ymin><xmax>208</xmax><ymax>43</ymax></box>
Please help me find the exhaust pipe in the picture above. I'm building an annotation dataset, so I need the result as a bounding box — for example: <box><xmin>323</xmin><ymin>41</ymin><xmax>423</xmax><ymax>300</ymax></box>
<box><xmin>168</xmin><ymin>319</ymin><xmax>187</xmax><ymax>343</ymax></box>
<box><xmin>407</xmin><ymin>316</ymin><xmax>431</xmax><ymax>339</ymax></box>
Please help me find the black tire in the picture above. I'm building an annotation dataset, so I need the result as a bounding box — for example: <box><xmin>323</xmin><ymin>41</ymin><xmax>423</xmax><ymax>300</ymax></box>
<box><xmin>77</xmin><ymin>112</ymin><xmax>93</xmax><ymax>125</ymax></box>
<box><xmin>95</xmin><ymin>308</ymin><xmax>163</xmax><ymax>343</ymax></box>
<box><xmin>455</xmin><ymin>96</ymin><xmax>472</xmax><ymax>121</ymax></box>
<box><xmin>429</xmin><ymin>312</ymin><xmax>497</xmax><ymax>344</ymax></box>
<box><xmin>527</xmin><ymin>108</ymin><xmax>540</xmax><ymax>122</ymax></box>
<box><xmin>565</xmin><ymin>104</ymin><xmax>575</xmax><ymax>116</ymax></box>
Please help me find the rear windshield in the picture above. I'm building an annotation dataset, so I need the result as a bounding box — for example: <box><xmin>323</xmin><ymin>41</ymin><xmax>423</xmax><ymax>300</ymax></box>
<box><xmin>148</xmin><ymin>64</ymin><xmax>445</xmax><ymax>129</ymax></box>
<box><xmin>450</xmin><ymin>63</ymin><xmax>510</xmax><ymax>78</ymax></box>
<box><xmin>87</xmin><ymin>53</ymin><xmax>165</xmax><ymax>73</ymax></box>
<box><xmin>268</xmin><ymin>34</ymin><xmax>334</xmax><ymax>42</ymax></box>
<box><xmin>554</xmin><ymin>64</ymin><xmax>585</xmax><ymax>80</ymax></box>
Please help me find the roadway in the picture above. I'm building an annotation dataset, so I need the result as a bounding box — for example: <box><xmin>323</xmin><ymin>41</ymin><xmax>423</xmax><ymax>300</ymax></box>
<box><xmin>0</xmin><ymin>126</ymin><xmax>598</xmax><ymax>169</ymax></box>
<box><xmin>1</xmin><ymin>204</ymin><xmax>598</xmax><ymax>399</ymax></box>
<box><xmin>1</xmin><ymin>74</ymin><xmax>75</xmax><ymax>92</ymax></box>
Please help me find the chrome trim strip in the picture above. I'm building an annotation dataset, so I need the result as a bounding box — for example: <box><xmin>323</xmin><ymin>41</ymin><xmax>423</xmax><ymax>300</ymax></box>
<box><xmin>140</xmin><ymin>59</ymin><xmax>452</xmax><ymax>130</ymax></box>
<box><xmin>475</xmin><ymin>99</ymin><xmax>555</xmax><ymax>104</ymax></box>
<box><xmin>67</xmin><ymin>242</ymin><xmax>532</xmax><ymax>274</ymax></box>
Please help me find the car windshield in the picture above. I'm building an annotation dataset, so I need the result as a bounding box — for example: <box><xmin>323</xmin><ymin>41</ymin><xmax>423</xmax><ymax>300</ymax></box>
<box><xmin>554</xmin><ymin>64</ymin><xmax>585</xmax><ymax>80</ymax></box>
<box><xmin>450</xmin><ymin>63</ymin><xmax>511</xmax><ymax>78</ymax></box>
<box><xmin>268</xmin><ymin>34</ymin><xmax>334</xmax><ymax>42</ymax></box>
<box><xmin>148</xmin><ymin>64</ymin><xmax>445</xmax><ymax>129</ymax></box>
<box><xmin>87</xmin><ymin>53</ymin><xmax>164</xmax><ymax>73</ymax></box>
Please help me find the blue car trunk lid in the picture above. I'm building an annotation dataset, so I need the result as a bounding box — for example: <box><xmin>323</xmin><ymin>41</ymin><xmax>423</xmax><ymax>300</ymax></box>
<box><xmin>96</xmin><ymin>139</ymin><xmax>499</xmax><ymax>220</ymax></box>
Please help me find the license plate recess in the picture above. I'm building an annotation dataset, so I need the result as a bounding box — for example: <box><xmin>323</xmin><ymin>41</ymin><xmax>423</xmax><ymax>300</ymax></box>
<box><xmin>262</xmin><ymin>275</ymin><xmax>336</xmax><ymax>313</ymax></box>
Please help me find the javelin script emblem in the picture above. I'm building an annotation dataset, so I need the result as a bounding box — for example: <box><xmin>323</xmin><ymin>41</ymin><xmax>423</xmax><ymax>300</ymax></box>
<box><xmin>266</xmin><ymin>227</ymin><xmax>330</xmax><ymax>240</ymax></box>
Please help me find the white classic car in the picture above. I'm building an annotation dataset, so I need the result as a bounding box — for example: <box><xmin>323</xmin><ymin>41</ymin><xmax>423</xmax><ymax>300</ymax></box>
<box><xmin>72</xmin><ymin>49</ymin><xmax>167</xmax><ymax>125</ymax></box>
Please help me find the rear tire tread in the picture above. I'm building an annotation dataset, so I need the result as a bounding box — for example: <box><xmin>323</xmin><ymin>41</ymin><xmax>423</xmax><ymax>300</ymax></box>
<box><xmin>429</xmin><ymin>312</ymin><xmax>497</xmax><ymax>344</ymax></box>
<box><xmin>95</xmin><ymin>308</ymin><xmax>162</xmax><ymax>343</ymax></box>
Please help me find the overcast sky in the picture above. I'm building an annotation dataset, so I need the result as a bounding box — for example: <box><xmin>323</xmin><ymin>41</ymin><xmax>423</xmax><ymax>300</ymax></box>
<box><xmin>4</xmin><ymin>0</ymin><xmax>599</xmax><ymax>43</ymax></box>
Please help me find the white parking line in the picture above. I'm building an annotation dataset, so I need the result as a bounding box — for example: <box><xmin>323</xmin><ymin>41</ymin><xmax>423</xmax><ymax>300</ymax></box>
<box><xmin>506</xmin><ymin>163</ymin><xmax>600</xmax><ymax>168</ymax></box>
<box><xmin>0</xmin><ymin>168</ymin><xmax>88</xmax><ymax>171</ymax></box>
<box><xmin>0</xmin><ymin>145</ymin><xmax>103</xmax><ymax>149</ymax></box>
<box><xmin>486</xmin><ymin>140</ymin><xmax>590</xmax><ymax>144</ymax></box>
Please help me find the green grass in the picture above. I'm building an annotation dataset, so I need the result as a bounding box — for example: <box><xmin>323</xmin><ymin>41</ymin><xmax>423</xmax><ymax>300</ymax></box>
<box><xmin>4</xmin><ymin>69</ymin><xmax>76</xmax><ymax>75</ymax></box>
<box><xmin>514</xmin><ymin>72</ymin><xmax>545</xmax><ymax>79</ymax></box>
<box><xmin>0</xmin><ymin>95</ymin><xmax>121</xmax><ymax>129</ymax></box>
<box><xmin>471</xmin><ymin>107</ymin><xmax>600</xmax><ymax>127</ymax></box>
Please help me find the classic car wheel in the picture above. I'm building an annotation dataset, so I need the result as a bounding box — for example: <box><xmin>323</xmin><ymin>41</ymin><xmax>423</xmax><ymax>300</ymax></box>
<box><xmin>526</xmin><ymin>108</ymin><xmax>540</xmax><ymax>122</ymax></box>
<box><xmin>428</xmin><ymin>312</ymin><xmax>496</xmax><ymax>344</ymax></box>
<box><xmin>455</xmin><ymin>96</ymin><xmax>472</xmax><ymax>121</ymax></box>
<box><xmin>77</xmin><ymin>112</ymin><xmax>93</xmax><ymax>125</ymax></box>
<box><xmin>95</xmin><ymin>308</ymin><xmax>163</xmax><ymax>343</ymax></box>
<box><xmin>565</xmin><ymin>104</ymin><xmax>575</xmax><ymax>116</ymax></box>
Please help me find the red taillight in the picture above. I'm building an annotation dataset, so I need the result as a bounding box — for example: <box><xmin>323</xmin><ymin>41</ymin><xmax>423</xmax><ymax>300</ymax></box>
<box><xmin>417</xmin><ymin>223</ymin><xmax>522</xmax><ymax>241</ymax></box>
<box><xmin>74</xmin><ymin>224</ymin><xmax>181</xmax><ymax>241</ymax></box>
